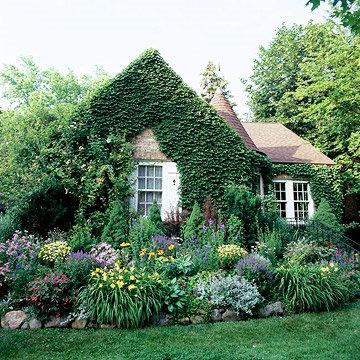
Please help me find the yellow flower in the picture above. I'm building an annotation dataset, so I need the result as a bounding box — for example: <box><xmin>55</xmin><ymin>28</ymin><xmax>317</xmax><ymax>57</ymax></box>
<box><xmin>128</xmin><ymin>284</ymin><xmax>137</xmax><ymax>290</ymax></box>
<box><xmin>168</xmin><ymin>244</ymin><xmax>175</xmax><ymax>251</ymax></box>
<box><xmin>120</xmin><ymin>242</ymin><xmax>130</xmax><ymax>247</ymax></box>
<box><xmin>98</xmin><ymin>283</ymin><xmax>103</xmax><ymax>288</ymax></box>
<box><xmin>149</xmin><ymin>252</ymin><xmax>156</xmax><ymax>258</ymax></box>
<box><xmin>157</xmin><ymin>249</ymin><xmax>164</xmax><ymax>256</ymax></box>
<box><xmin>110</xmin><ymin>283</ymin><xmax>116</xmax><ymax>289</ymax></box>
<box><xmin>130</xmin><ymin>275</ymin><xmax>136</xmax><ymax>281</ymax></box>
<box><xmin>117</xmin><ymin>280</ymin><xmax>125</xmax><ymax>288</ymax></box>
<box><xmin>139</xmin><ymin>248</ymin><xmax>147</xmax><ymax>257</ymax></box>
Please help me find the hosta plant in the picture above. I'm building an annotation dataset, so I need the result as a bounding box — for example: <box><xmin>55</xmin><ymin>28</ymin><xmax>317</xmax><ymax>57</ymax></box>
<box><xmin>78</xmin><ymin>262</ymin><xmax>163</xmax><ymax>328</ymax></box>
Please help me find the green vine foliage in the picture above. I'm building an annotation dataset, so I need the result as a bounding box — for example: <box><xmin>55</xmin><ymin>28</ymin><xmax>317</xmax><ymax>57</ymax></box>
<box><xmin>70</xmin><ymin>49</ymin><xmax>269</xmax><ymax>208</ymax></box>
<box><xmin>272</xmin><ymin>163</ymin><xmax>342</xmax><ymax>219</ymax></box>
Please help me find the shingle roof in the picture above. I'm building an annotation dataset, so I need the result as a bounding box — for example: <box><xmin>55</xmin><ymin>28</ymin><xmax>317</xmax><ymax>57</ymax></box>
<box><xmin>210</xmin><ymin>90</ymin><xmax>259</xmax><ymax>151</ymax></box>
<box><xmin>241</xmin><ymin>122</ymin><xmax>335</xmax><ymax>165</ymax></box>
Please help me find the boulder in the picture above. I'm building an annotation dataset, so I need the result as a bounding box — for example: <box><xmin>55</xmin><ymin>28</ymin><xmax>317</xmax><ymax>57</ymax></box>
<box><xmin>71</xmin><ymin>319</ymin><xmax>87</xmax><ymax>329</ymax></box>
<box><xmin>44</xmin><ymin>316</ymin><xmax>70</xmax><ymax>328</ymax></box>
<box><xmin>158</xmin><ymin>313</ymin><xmax>173</xmax><ymax>326</ymax></box>
<box><xmin>211</xmin><ymin>309</ymin><xmax>222</xmax><ymax>322</ymax></box>
<box><xmin>190</xmin><ymin>315</ymin><xmax>205</xmax><ymax>325</ymax></box>
<box><xmin>21</xmin><ymin>321</ymin><xmax>29</xmax><ymax>329</ymax></box>
<box><xmin>259</xmin><ymin>301</ymin><xmax>284</xmax><ymax>317</ymax></box>
<box><xmin>100</xmin><ymin>324</ymin><xmax>115</xmax><ymax>329</ymax></box>
<box><xmin>221</xmin><ymin>310</ymin><xmax>243</xmax><ymax>322</ymax></box>
<box><xmin>1</xmin><ymin>310</ymin><xmax>27</xmax><ymax>329</ymax></box>
<box><xmin>177</xmin><ymin>317</ymin><xmax>190</xmax><ymax>325</ymax></box>
<box><xmin>29</xmin><ymin>319</ymin><xmax>42</xmax><ymax>329</ymax></box>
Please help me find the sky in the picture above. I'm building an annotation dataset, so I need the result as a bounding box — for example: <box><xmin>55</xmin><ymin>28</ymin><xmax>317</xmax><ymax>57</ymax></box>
<box><xmin>0</xmin><ymin>0</ymin><xmax>329</xmax><ymax>115</ymax></box>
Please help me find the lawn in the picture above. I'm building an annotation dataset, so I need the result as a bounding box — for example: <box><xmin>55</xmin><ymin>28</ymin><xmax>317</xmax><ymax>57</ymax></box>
<box><xmin>1</xmin><ymin>301</ymin><xmax>359</xmax><ymax>360</ymax></box>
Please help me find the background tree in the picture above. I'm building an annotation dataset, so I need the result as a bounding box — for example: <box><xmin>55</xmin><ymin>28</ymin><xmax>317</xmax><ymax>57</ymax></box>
<box><xmin>200</xmin><ymin>61</ymin><xmax>233</xmax><ymax>104</ymax></box>
<box><xmin>307</xmin><ymin>0</ymin><xmax>360</xmax><ymax>34</ymax></box>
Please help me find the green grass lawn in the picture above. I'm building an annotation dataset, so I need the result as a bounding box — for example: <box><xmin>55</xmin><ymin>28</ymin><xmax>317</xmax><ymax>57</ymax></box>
<box><xmin>1</xmin><ymin>301</ymin><xmax>359</xmax><ymax>360</ymax></box>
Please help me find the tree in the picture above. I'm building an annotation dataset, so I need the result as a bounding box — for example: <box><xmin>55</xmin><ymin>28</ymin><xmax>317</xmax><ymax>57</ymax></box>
<box><xmin>182</xmin><ymin>202</ymin><xmax>204</xmax><ymax>242</ymax></box>
<box><xmin>148</xmin><ymin>201</ymin><xmax>165</xmax><ymax>235</ymax></box>
<box><xmin>200</xmin><ymin>61</ymin><xmax>233</xmax><ymax>103</ymax></box>
<box><xmin>307</xmin><ymin>0</ymin><xmax>360</xmax><ymax>34</ymax></box>
<box><xmin>247</xmin><ymin>22</ymin><xmax>360</xmax><ymax>194</ymax></box>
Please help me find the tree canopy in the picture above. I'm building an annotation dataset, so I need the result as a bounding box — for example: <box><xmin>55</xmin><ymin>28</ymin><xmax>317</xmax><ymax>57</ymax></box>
<box><xmin>246</xmin><ymin>22</ymin><xmax>360</xmax><ymax>194</ymax></box>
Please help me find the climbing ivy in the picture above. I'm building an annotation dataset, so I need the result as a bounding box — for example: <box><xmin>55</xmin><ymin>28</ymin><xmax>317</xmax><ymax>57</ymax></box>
<box><xmin>70</xmin><ymin>49</ymin><xmax>269</xmax><ymax>208</ymax></box>
<box><xmin>272</xmin><ymin>163</ymin><xmax>342</xmax><ymax>219</ymax></box>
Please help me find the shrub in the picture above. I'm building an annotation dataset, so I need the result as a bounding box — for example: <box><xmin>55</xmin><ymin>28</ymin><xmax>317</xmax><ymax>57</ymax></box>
<box><xmin>182</xmin><ymin>202</ymin><xmax>204</xmax><ymax>243</ymax></box>
<box><xmin>217</xmin><ymin>244</ymin><xmax>247</xmax><ymax>269</ymax></box>
<box><xmin>39</xmin><ymin>241</ymin><xmax>71</xmax><ymax>266</ymax></box>
<box><xmin>163</xmin><ymin>207</ymin><xmax>184</xmax><ymax>237</ymax></box>
<box><xmin>56</xmin><ymin>253</ymin><xmax>97</xmax><ymax>288</ymax></box>
<box><xmin>283</xmin><ymin>239</ymin><xmax>323</xmax><ymax>266</ymax></box>
<box><xmin>162</xmin><ymin>277</ymin><xmax>188</xmax><ymax>315</ymax></box>
<box><xmin>148</xmin><ymin>202</ymin><xmax>165</xmax><ymax>235</ymax></box>
<box><xmin>68</xmin><ymin>223</ymin><xmax>95</xmax><ymax>252</ymax></box>
<box><xmin>27</xmin><ymin>272</ymin><xmax>74</xmax><ymax>320</ymax></box>
<box><xmin>224</xmin><ymin>185</ymin><xmax>262</xmax><ymax>246</ymax></box>
<box><xmin>0</xmin><ymin>231</ymin><xmax>40</xmax><ymax>299</ymax></box>
<box><xmin>101</xmin><ymin>201</ymin><xmax>129</xmax><ymax>247</ymax></box>
<box><xmin>256</xmin><ymin>228</ymin><xmax>283</xmax><ymax>265</ymax></box>
<box><xmin>196</xmin><ymin>274</ymin><xmax>263</xmax><ymax>315</ymax></box>
<box><xmin>89</xmin><ymin>242</ymin><xmax>119</xmax><ymax>267</ymax></box>
<box><xmin>226</xmin><ymin>214</ymin><xmax>244</xmax><ymax>245</ymax></box>
<box><xmin>276</xmin><ymin>263</ymin><xmax>352</xmax><ymax>313</ymax></box>
<box><xmin>236</xmin><ymin>253</ymin><xmax>274</xmax><ymax>295</ymax></box>
<box><xmin>79</xmin><ymin>264</ymin><xmax>163</xmax><ymax>328</ymax></box>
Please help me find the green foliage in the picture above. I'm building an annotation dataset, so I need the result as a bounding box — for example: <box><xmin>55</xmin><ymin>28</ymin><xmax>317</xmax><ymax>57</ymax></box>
<box><xmin>68</xmin><ymin>222</ymin><xmax>95</xmax><ymax>252</ymax></box>
<box><xmin>148</xmin><ymin>202</ymin><xmax>165</xmax><ymax>235</ymax></box>
<box><xmin>276</xmin><ymin>264</ymin><xmax>352</xmax><ymax>313</ymax></box>
<box><xmin>200</xmin><ymin>61</ymin><xmax>233</xmax><ymax>104</ymax></box>
<box><xmin>257</xmin><ymin>228</ymin><xmax>284</xmax><ymax>265</ymax></box>
<box><xmin>182</xmin><ymin>202</ymin><xmax>204</xmax><ymax>243</ymax></box>
<box><xmin>248</xmin><ymin>22</ymin><xmax>360</xmax><ymax>195</ymax></box>
<box><xmin>162</xmin><ymin>277</ymin><xmax>187</xmax><ymax>315</ymax></box>
<box><xmin>101</xmin><ymin>201</ymin><xmax>129</xmax><ymax>247</ymax></box>
<box><xmin>226</xmin><ymin>214</ymin><xmax>244</xmax><ymax>245</ymax></box>
<box><xmin>224</xmin><ymin>185</ymin><xmax>262</xmax><ymax>246</ymax></box>
<box><xmin>283</xmin><ymin>239</ymin><xmax>323</xmax><ymax>266</ymax></box>
<box><xmin>79</xmin><ymin>266</ymin><xmax>163</xmax><ymax>328</ymax></box>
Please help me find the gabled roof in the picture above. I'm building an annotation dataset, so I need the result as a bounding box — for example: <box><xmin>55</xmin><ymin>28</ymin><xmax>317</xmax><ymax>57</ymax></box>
<box><xmin>241</xmin><ymin>122</ymin><xmax>335</xmax><ymax>165</ymax></box>
<box><xmin>210</xmin><ymin>90</ymin><xmax>259</xmax><ymax>151</ymax></box>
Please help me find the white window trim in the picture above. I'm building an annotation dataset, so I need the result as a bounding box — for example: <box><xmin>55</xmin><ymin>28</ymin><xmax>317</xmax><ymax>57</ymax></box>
<box><xmin>273</xmin><ymin>179</ymin><xmax>315</xmax><ymax>222</ymax></box>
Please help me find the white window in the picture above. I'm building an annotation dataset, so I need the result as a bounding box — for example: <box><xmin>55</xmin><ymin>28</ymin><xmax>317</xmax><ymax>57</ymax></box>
<box><xmin>273</xmin><ymin>179</ymin><xmax>314</xmax><ymax>222</ymax></box>
<box><xmin>137</xmin><ymin>164</ymin><xmax>163</xmax><ymax>215</ymax></box>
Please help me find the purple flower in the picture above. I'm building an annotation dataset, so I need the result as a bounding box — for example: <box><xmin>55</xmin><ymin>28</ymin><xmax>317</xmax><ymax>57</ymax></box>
<box><xmin>237</xmin><ymin>253</ymin><xmax>273</xmax><ymax>281</ymax></box>
<box><xmin>89</xmin><ymin>242</ymin><xmax>119</xmax><ymax>267</ymax></box>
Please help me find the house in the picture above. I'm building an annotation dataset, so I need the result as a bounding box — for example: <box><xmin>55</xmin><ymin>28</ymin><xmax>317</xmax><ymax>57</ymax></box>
<box><xmin>78</xmin><ymin>49</ymin><xmax>341</xmax><ymax>222</ymax></box>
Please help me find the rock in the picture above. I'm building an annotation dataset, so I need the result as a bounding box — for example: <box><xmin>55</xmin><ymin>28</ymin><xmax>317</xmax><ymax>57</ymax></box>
<box><xmin>71</xmin><ymin>319</ymin><xmax>87</xmax><ymax>329</ymax></box>
<box><xmin>29</xmin><ymin>319</ymin><xmax>42</xmax><ymax>329</ymax></box>
<box><xmin>177</xmin><ymin>317</ymin><xmax>190</xmax><ymax>325</ymax></box>
<box><xmin>159</xmin><ymin>313</ymin><xmax>173</xmax><ymax>326</ymax></box>
<box><xmin>1</xmin><ymin>310</ymin><xmax>27</xmax><ymax>329</ymax></box>
<box><xmin>221</xmin><ymin>309</ymin><xmax>243</xmax><ymax>322</ymax></box>
<box><xmin>21</xmin><ymin>321</ymin><xmax>29</xmax><ymax>329</ymax></box>
<box><xmin>211</xmin><ymin>309</ymin><xmax>222</xmax><ymax>322</ymax></box>
<box><xmin>190</xmin><ymin>315</ymin><xmax>205</xmax><ymax>324</ymax></box>
<box><xmin>44</xmin><ymin>316</ymin><xmax>70</xmax><ymax>328</ymax></box>
<box><xmin>100</xmin><ymin>324</ymin><xmax>115</xmax><ymax>329</ymax></box>
<box><xmin>259</xmin><ymin>301</ymin><xmax>284</xmax><ymax>317</ymax></box>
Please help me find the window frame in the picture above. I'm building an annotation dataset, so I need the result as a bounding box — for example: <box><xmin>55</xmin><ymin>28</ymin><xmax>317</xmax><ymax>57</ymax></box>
<box><xmin>273</xmin><ymin>179</ymin><xmax>314</xmax><ymax>223</ymax></box>
<box><xmin>135</xmin><ymin>162</ymin><xmax>163</xmax><ymax>215</ymax></box>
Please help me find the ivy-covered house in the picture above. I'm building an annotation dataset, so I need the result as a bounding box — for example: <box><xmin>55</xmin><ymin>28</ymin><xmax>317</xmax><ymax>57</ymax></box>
<box><xmin>78</xmin><ymin>49</ymin><xmax>341</xmax><ymax>222</ymax></box>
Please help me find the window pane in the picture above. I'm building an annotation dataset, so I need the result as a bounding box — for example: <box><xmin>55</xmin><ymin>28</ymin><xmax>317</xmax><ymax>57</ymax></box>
<box><xmin>155</xmin><ymin>166</ymin><xmax>162</xmax><ymax>177</ymax></box>
<box><xmin>138</xmin><ymin>191</ymin><xmax>146</xmax><ymax>202</ymax></box>
<box><xmin>154</xmin><ymin>192</ymin><xmax>162</xmax><ymax>203</ymax></box>
<box><xmin>138</xmin><ymin>165</ymin><xmax>146</xmax><ymax>176</ymax></box>
<box><xmin>138</xmin><ymin>178</ymin><xmax>145</xmax><ymax>189</ymax></box>
<box><xmin>146</xmin><ymin>192</ymin><xmax>154</xmax><ymax>202</ymax></box>
<box><xmin>146</xmin><ymin>166</ymin><xmax>154</xmax><ymax>177</ymax></box>
<box><xmin>146</xmin><ymin>178</ymin><xmax>154</xmax><ymax>189</ymax></box>
<box><xmin>155</xmin><ymin>178</ymin><xmax>162</xmax><ymax>190</ymax></box>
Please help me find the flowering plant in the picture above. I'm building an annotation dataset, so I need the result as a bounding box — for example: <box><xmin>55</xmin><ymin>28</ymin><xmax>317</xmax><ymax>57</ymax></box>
<box><xmin>89</xmin><ymin>242</ymin><xmax>119</xmax><ymax>267</ymax></box>
<box><xmin>218</xmin><ymin>244</ymin><xmax>247</xmax><ymax>269</ymax></box>
<box><xmin>39</xmin><ymin>241</ymin><xmax>70</xmax><ymax>265</ymax></box>
<box><xmin>79</xmin><ymin>262</ymin><xmax>163</xmax><ymax>328</ymax></box>
<box><xmin>27</xmin><ymin>272</ymin><xmax>74</xmax><ymax>320</ymax></box>
<box><xmin>237</xmin><ymin>253</ymin><xmax>273</xmax><ymax>294</ymax></box>
<box><xmin>138</xmin><ymin>235</ymin><xmax>177</xmax><ymax>265</ymax></box>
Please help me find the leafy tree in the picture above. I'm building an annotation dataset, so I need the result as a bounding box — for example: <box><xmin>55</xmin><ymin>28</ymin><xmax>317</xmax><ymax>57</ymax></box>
<box><xmin>307</xmin><ymin>0</ymin><xmax>360</xmax><ymax>34</ymax></box>
<box><xmin>200</xmin><ymin>61</ymin><xmax>233</xmax><ymax>103</ymax></box>
<box><xmin>247</xmin><ymin>22</ymin><xmax>360</xmax><ymax>194</ymax></box>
